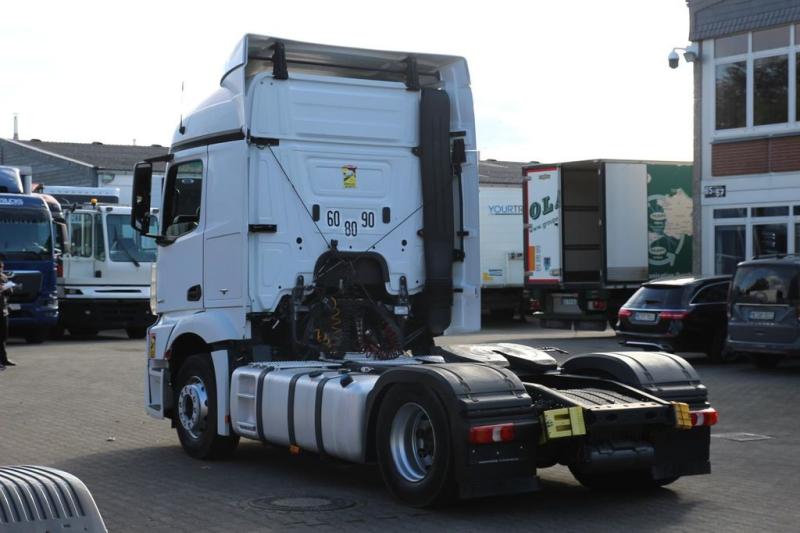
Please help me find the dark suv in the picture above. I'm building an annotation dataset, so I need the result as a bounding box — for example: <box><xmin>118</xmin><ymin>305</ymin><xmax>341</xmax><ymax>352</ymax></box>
<box><xmin>616</xmin><ymin>276</ymin><xmax>731</xmax><ymax>362</ymax></box>
<box><xmin>728</xmin><ymin>257</ymin><xmax>800</xmax><ymax>368</ymax></box>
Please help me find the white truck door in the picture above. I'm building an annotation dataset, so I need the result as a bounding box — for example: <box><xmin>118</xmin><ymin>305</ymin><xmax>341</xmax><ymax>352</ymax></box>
<box><xmin>604</xmin><ymin>163</ymin><xmax>648</xmax><ymax>282</ymax></box>
<box><xmin>479</xmin><ymin>186</ymin><xmax>524</xmax><ymax>287</ymax></box>
<box><xmin>155</xmin><ymin>149</ymin><xmax>207</xmax><ymax>314</ymax></box>
<box><xmin>65</xmin><ymin>211</ymin><xmax>97</xmax><ymax>282</ymax></box>
<box><xmin>524</xmin><ymin>166</ymin><xmax>562</xmax><ymax>285</ymax></box>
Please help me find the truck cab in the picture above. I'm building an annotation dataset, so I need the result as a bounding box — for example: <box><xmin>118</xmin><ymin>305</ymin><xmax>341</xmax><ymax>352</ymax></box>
<box><xmin>58</xmin><ymin>202</ymin><xmax>157</xmax><ymax>338</ymax></box>
<box><xmin>0</xmin><ymin>193</ymin><xmax>59</xmax><ymax>343</ymax></box>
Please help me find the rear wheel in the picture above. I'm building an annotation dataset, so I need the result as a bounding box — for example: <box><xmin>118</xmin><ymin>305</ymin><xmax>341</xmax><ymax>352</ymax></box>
<box><xmin>174</xmin><ymin>354</ymin><xmax>238</xmax><ymax>459</ymax></box>
<box><xmin>376</xmin><ymin>384</ymin><xmax>455</xmax><ymax>507</ymax></box>
<box><xmin>707</xmin><ymin>329</ymin><xmax>733</xmax><ymax>363</ymax></box>
<box><xmin>751</xmin><ymin>353</ymin><xmax>785</xmax><ymax>369</ymax></box>
<box><xmin>24</xmin><ymin>328</ymin><xmax>47</xmax><ymax>344</ymax></box>
<box><xmin>126</xmin><ymin>327</ymin><xmax>147</xmax><ymax>339</ymax></box>
<box><xmin>569</xmin><ymin>467</ymin><xmax>679</xmax><ymax>490</ymax></box>
<box><xmin>69</xmin><ymin>327</ymin><xmax>98</xmax><ymax>339</ymax></box>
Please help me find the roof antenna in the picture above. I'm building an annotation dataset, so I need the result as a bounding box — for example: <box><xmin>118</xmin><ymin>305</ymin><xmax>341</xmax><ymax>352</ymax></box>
<box><xmin>13</xmin><ymin>113</ymin><xmax>19</xmax><ymax>140</ymax></box>
<box><xmin>178</xmin><ymin>82</ymin><xmax>186</xmax><ymax>134</ymax></box>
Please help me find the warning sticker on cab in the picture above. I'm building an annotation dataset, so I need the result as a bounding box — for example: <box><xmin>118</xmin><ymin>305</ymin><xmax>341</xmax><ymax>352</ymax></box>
<box><xmin>342</xmin><ymin>165</ymin><xmax>357</xmax><ymax>188</ymax></box>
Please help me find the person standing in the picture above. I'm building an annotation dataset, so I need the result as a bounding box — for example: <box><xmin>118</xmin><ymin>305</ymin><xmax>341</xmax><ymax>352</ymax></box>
<box><xmin>0</xmin><ymin>258</ymin><xmax>16</xmax><ymax>369</ymax></box>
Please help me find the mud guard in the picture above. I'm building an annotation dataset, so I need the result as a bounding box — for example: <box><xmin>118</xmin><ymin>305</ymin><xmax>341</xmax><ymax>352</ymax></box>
<box><xmin>561</xmin><ymin>351</ymin><xmax>708</xmax><ymax>407</ymax></box>
<box><xmin>364</xmin><ymin>363</ymin><xmax>540</xmax><ymax>499</ymax></box>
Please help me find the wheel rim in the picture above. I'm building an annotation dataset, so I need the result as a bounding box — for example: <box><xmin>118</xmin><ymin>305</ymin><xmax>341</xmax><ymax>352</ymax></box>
<box><xmin>389</xmin><ymin>402</ymin><xmax>436</xmax><ymax>483</ymax></box>
<box><xmin>178</xmin><ymin>376</ymin><xmax>209</xmax><ymax>440</ymax></box>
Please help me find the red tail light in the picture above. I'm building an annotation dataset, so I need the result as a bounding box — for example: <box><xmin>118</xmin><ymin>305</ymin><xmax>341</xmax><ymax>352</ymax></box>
<box><xmin>659</xmin><ymin>310</ymin><xmax>688</xmax><ymax>320</ymax></box>
<box><xmin>529</xmin><ymin>299</ymin><xmax>541</xmax><ymax>312</ymax></box>
<box><xmin>56</xmin><ymin>261</ymin><xmax>63</xmax><ymax>277</ymax></box>
<box><xmin>618</xmin><ymin>308</ymin><xmax>632</xmax><ymax>318</ymax></box>
<box><xmin>690</xmin><ymin>408</ymin><xmax>718</xmax><ymax>427</ymax></box>
<box><xmin>588</xmin><ymin>299</ymin><xmax>607</xmax><ymax>311</ymax></box>
<box><xmin>469</xmin><ymin>423</ymin><xmax>516</xmax><ymax>444</ymax></box>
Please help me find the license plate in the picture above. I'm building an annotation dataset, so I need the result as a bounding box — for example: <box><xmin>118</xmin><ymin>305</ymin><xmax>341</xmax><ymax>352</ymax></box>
<box><xmin>561</xmin><ymin>297</ymin><xmax>577</xmax><ymax>306</ymax></box>
<box><xmin>749</xmin><ymin>310</ymin><xmax>774</xmax><ymax>321</ymax></box>
<box><xmin>8</xmin><ymin>303</ymin><xmax>21</xmax><ymax>311</ymax></box>
<box><xmin>634</xmin><ymin>311</ymin><xmax>657</xmax><ymax>322</ymax></box>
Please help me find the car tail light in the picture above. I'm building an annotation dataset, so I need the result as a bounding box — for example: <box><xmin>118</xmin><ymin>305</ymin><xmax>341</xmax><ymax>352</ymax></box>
<box><xmin>587</xmin><ymin>299</ymin><xmax>607</xmax><ymax>311</ymax></box>
<box><xmin>468</xmin><ymin>423</ymin><xmax>516</xmax><ymax>444</ymax></box>
<box><xmin>618</xmin><ymin>308</ymin><xmax>632</xmax><ymax>318</ymax></box>
<box><xmin>56</xmin><ymin>261</ymin><xmax>63</xmax><ymax>278</ymax></box>
<box><xmin>690</xmin><ymin>408</ymin><xmax>719</xmax><ymax>427</ymax></box>
<box><xmin>529</xmin><ymin>299</ymin><xmax>541</xmax><ymax>312</ymax></box>
<box><xmin>659</xmin><ymin>310</ymin><xmax>688</xmax><ymax>320</ymax></box>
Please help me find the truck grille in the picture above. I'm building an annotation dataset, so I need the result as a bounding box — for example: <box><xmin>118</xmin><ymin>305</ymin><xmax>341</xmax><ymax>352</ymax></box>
<box><xmin>7</xmin><ymin>271</ymin><xmax>42</xmax><ymax>303</ymax></box>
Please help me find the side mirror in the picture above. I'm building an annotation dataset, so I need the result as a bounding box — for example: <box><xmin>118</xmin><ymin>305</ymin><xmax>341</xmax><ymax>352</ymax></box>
<box><xmin>132</xmin><ymin>162</ymin><xmax>155</xmax><ymax>236</ymax></box>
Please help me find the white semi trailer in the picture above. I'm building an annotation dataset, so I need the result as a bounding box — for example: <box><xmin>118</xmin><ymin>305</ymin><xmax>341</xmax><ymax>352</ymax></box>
<box><xmin>131</xmin><ymin>35</ymin><xmax>715</xmax><ymax>506</ymax></box>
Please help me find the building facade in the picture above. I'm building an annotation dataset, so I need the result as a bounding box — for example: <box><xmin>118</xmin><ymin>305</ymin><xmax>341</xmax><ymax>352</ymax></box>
<box><xmin>0</xmin><ymin>139</ymin><xmax>168</xmax><ymax>203</ymax></box>
<box><xmin>689</xmin><ymin>0</ymin><xmax>800</xmax><ymax>275</ymax></box>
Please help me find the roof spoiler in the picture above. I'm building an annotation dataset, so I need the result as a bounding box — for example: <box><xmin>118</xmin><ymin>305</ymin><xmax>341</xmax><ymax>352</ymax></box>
<box><xmin>220</xmin><ymin>34</ymin><xmax>468</xmax><ymax>89</ymax></box>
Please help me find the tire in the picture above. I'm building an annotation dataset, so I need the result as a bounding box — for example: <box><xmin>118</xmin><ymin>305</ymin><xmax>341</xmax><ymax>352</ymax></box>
<box><xmin>174</xmin><ymin>354</ymin><xmax>239</xmax><ymax>460</ymax></box>
<box><xmin>49</xmin><ymin>325</ymin><xmax>65</xmax><ymax>340</ymax></box>
<box><xmin>376</xmin><ymin>384</ymin><xmax>455</xmax><ymax>507</ymax></box>
<box><xmin>751</xmin><ymin>353</ymin><xmax>785</xmax><ymax>369</ymax></box>
<box><xmin>69</xmin><ymin>327</ymin><xmax>98</xmax><ymax>339</ymax></box>
<box><xmin>126</xmin><ymin>327</ymin><xmax>147</xmax><ymax>339</ymax></box>
<box><xmin>569</xmin><ymin>466</ymin><xmax>679</xmax><ymax>490</ymax></box>
<box><xmin>24</xmin><ymin>328</ymin><xmax>47</xmax><ymax>344</ymax></box>
<box><xmin>707</xmin><ymin>329</ymin><xmax>733</xmax><ymax>363</ymax></box>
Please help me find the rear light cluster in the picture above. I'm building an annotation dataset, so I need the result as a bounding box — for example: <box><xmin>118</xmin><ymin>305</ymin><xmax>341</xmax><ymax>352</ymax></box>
<box><xmin>468</xmin><ymin>423</ymin><xmax>516</xmax><ymax>444</ymax></box>
<box><xmin>617</xmin><ymin>308</ymin><xmax>688</xmax><ymax>320</ymax></box>
<box><xmin>587</xmin><ymin>299</ymin><xmax>607</xmax><ymax>311</ymax></box>
<box><xmin>690</xmin><ymin>408</ymin><xmax>719</xmax><ymax>427</ymax></box>
<box><xmin>659</xmin><ymin>310</ymin><xmax>688</xmax><ymax>320</ymax></box>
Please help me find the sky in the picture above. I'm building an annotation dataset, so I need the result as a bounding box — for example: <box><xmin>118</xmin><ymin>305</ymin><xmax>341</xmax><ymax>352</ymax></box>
<box><xmin>0</xmin><ymin>0</ymin><xmax>694</xmax><ymax>163</ymax></box>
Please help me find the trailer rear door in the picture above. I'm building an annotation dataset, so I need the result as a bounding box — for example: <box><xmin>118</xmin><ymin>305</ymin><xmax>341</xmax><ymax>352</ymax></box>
<box><xmin>524</xmin><ymin>166</ymin><xmax>561</xmax><ymax>285</ymax></box>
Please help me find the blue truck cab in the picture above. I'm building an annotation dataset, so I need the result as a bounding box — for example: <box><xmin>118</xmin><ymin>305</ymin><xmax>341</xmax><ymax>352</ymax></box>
<box><xmin>0</xmin><ymin>192</ymin><xmax>59</xmax><ymax>343</ymax></box>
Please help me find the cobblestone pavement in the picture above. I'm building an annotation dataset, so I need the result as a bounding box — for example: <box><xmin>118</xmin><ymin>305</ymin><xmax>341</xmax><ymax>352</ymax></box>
<box><xmin>1</xmin><ymin>324</ymin><xmax>798</xmax><ymax>532</ymax></box>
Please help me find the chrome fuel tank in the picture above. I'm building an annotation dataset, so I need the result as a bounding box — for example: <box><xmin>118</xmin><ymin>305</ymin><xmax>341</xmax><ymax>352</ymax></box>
<box><xmin>230</xmin><ymin>361</ymin><xmax>379</xmax><ymax>463</ymax></box>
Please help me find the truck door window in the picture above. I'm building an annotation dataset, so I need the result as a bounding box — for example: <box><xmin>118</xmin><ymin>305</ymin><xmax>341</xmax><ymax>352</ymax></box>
<box><xmin>69</xmin><ymin>213</ymin><xmax>93</xmax><ymax>258</ymax></box>
<box><xmin>162</xmin><ymin>161</ymin><xmax>203</xmax><ymax>238</ymax></box>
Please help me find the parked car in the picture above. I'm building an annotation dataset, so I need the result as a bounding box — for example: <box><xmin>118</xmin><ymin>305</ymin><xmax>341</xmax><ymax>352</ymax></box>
<box><xmin>616</xmin><ymin>275</ymin><xmax>731</xmax><ymax>362</ymax></box>
<box><xmin>727</xmin><ymin>256</ymin><xmax>800</xmax><ymax>368</ymax></box>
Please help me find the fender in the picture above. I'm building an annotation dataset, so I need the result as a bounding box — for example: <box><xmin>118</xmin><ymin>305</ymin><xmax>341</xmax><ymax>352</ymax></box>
<box><xmin>165</xmin><ymin>307</ymin><xmax>247</xmax><ymax>350</ymax></box>
<box><xmin>561</xmin><ymin>351</ymin><xmax>708</xmax><ymax>407</ymax></box>
<box><xmin>362</xmin><ymin>363</ymin><xmax>538</xmax><ymax>497</ymax></box>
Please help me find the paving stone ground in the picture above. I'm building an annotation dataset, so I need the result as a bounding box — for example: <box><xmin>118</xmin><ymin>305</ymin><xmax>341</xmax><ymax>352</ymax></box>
<box><xmin>1</xmin><ymin>323</ymin><xmax>798</xmax><ymax>532</ymax></box>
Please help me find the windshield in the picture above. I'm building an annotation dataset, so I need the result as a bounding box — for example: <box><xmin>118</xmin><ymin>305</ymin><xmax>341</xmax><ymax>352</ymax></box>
<box><xmin>731</xmin><ymin>265</ymin><xmax>799</xmax><ymax>305</ymax></box>
<box><xmin>106</xmin><ymin>214</ymin><xmax>158</xmax><ymax>263</ymax></box>
<box><xmin>625</xmin><ymin>285</ymin><xmax>685</xmax><ymax>309</ymax></box>
<box><xmin>0</xmin><ymin>206</ymin><xmax>53</xmax><ymax>259</ymax></box>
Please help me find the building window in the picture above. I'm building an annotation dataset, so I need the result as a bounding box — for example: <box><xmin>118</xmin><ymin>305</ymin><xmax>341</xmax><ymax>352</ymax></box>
<box><xmin>715</xmin><ymin>33</ymin><xmax>748</xmax><ymax>57</ymax></box>
<box><xmin>753</xmin><ymin>223</ymin><xmax>787</xmax><ymax>256</ymax></box>
<box><xmin>713</xmin><ymin>25</ymin><xmax>797</xmax><ymax>131</ymax></box>
<box><xmin>715</xmin><ymin>225</ymin><xmax>745</xmax><ymax>274</ymax></box>
<box><xmin>714</xmin><ymin>207</ymin><xmax>748</xmax><ymax>218</ymax></box>
<box><xmin>716</xmin><ymin>62</ymin><xmax>747</xmax><ymax>129</ymax></box>
<box><xmin>752</xmin><ymin>206</ymin><xmax>789</xmax><ymax>217</ymax></box>
<box><xmin>754</xmin><ymin>55</ymin><xmax>788</xmax><ymax>125</ymax></box>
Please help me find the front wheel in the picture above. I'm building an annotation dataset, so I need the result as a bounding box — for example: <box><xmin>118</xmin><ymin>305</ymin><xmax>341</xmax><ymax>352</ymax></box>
<box><xmin>174</xmin><ymin>354</ymin><xmax>238</xmax><ymax>459</ymax></box>
<box><xmin>376</xmin><ymin>384</ymin><xmax>455</xmax><ymax>507</ymax></box>
<box><xmin>569</xmin><ymin>466</ymin><xmax>679</xmax><ymax>490</ymax></box>
<box><xmin>751</xmin><ymin>353</ymin><xmax>785</xmax><ymax>369</ymax></box>
<box><xmin>25</xmin><ymin>328</ymin><xmax>47</xmax><ymax>344</ymax></box>
<box><xmin>126</xmin><ymin>327</ymin><xmax>147</xmax><ymax>339</ymax></box>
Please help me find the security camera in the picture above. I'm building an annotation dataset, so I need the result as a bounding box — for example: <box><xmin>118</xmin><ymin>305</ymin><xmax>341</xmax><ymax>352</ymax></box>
<box><xmin>668</xmin><ymin>50</ymin><xmax>680</xmax><ymax>69</ymax></box>
<box><xmin>683</xmin><ymin>43</ymin><xmax>699</xmax><ymax>63</ymax></box>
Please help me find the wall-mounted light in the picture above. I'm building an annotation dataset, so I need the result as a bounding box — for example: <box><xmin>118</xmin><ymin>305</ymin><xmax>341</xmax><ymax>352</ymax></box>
<box><xmin>668</xmin><ymin>43</ymin><xmax>699</xmax><ymax>69</ymax></box>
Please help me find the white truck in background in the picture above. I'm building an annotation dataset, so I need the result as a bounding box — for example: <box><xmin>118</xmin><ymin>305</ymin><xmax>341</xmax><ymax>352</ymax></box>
<box><xmin>523</xmin><ymin>160</ymin><xmax>694</xmax><ymax>330</ymax></box>
<box><xmin>44</xmin><ymin>187</ymin><xmax>157</xmax><ymax>338</ymax></box>
<box><xmin>478</xmin><ymin>181</ymin><xmax>526</xmax><ymax>319</ymax></box>
<box><xmin>129</xmin><ymin>35</ymin><xmax>714</xmax><ymax>507</ymax></box>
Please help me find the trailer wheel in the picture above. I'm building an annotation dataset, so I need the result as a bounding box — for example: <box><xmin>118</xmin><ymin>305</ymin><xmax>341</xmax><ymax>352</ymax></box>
<box><xmin>174</xmin><ymin>354</ymin><xmax>238</xmax><ymax>460</ymax></box>
<box><xmin>569</xmin><ymin>467</ymin><xmax>679</xmax><ymax>490</ymax></box>
<box><xmin>376</xmin><ymin>384</ymin><xmax>455</xmax><ymax>507</ymax></box>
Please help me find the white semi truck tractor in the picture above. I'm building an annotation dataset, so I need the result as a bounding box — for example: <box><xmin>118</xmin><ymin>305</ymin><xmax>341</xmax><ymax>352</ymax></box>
<box><xmin>132</xmin><ymin>35</ymin><xmax>716</xmax><ymax>506</ymax></box>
